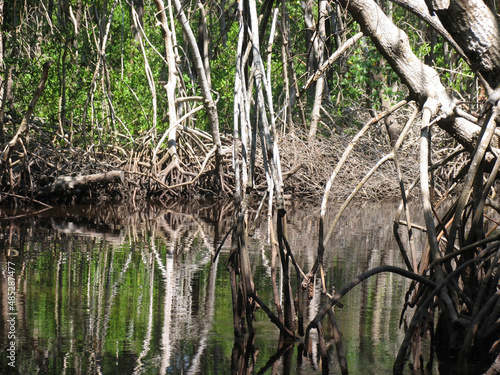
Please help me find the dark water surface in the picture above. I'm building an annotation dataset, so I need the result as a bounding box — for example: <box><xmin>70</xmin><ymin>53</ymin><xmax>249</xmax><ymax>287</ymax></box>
<box><xmin>0</xmin><ymin>201</ymin><xmax>430</xmax><ymax>374</ymax></box>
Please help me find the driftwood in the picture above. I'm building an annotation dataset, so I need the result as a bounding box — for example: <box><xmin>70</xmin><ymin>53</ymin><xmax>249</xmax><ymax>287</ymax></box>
<box><xmin>40</xmin><ymin>171</ymin><xmax>125</xmax><ymax>195</ymax></box>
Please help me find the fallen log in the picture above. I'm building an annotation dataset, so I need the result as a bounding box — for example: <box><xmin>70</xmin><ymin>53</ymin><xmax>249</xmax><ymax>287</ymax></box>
<box><xmin>40</xmin><ymin>171</ymin><xmax>125</xmax><ymax>195</ymax></box>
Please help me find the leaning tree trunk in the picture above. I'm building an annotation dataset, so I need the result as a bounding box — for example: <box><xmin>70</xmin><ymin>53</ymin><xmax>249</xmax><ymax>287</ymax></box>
<box><xmin>340</xmin><ymin>0</ymin><xmax>497</xmax><ymax>153</ymax></box>
<box><xmin>431</xmin><ymin>0</ymin><xmax>500</xmax><ymax>90</ymax></box>
<box><xmin>1</xmin><ymin>61</ymin><xmax>52</xmax><ymax>167</ymax></box>
<box><xmin>197</xmin><ymin>0</ymin><xmax>211</xmax><ymax>89</ymax></box>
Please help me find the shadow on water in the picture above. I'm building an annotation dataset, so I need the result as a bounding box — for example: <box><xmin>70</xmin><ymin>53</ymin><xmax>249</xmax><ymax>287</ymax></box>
<box><xmin>0</xmin><ymin>200</ymin><xmax>430</xmax><ymax>374</ymax></box>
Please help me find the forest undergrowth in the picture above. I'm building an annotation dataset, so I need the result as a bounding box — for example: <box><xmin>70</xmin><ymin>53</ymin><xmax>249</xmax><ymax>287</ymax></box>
<box><xmin>0</xmin><ymin>104</ymin><xmax>463</xmax><ymax>207</ymax></box>
<box><xmin>0</xmin><ymin>108</ymin><xmax>460</xmax><ymax>206</ymax></box>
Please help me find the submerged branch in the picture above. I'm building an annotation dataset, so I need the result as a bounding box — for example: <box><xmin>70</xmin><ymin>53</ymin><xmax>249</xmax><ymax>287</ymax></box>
<box><xmin>305</xmin><ymin>265</ymin><xmax>438</xmax><ymax>345</ymax></box>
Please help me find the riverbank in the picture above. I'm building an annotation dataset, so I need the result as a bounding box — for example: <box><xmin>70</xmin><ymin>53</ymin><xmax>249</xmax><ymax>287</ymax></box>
<box><xmin>0</xmin><ymin>111</ymin><xmax>460</xmax><ymax>208</ymax></box>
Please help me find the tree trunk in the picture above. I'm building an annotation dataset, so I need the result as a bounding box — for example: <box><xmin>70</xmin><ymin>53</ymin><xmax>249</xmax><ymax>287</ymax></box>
<box><xmin>131</xmin><ymin>0</ymin><xmax>144</xmax><ymax>43</ymax></box>
<box><xmin>432</xmin><ymin>0</ymin><xmax>500</xmax><ymax>89</ymax></box>
<box><xmin>40</xmin><ymin>171</ymin><xmax>125</xmax><ymax>195</ymax></box>
<box><xmin>301</xmin><ymin>0</ymin><xmax>316</xmax><ymax>81</ymax></box>
<box><xmin>152</xmin><ymin>0</ymin><xmax>178</xmax><ymax>168</ymax></box>
<box><xmin>197</xmin><ymin>0</ymin><xmax>211</xmax><ymax>88</ymax></box>
<box><xmin>172</xmin><ymin>0</ymin><xmax>223</xmax><ymax>174</ymax></box>
<box><xmin>218</xmin><ymin>0</ymin><xmax>228</xmax><ymax>48</ymax></box>
<box><xmin>336</xmin><ymin>0</ymin><xmax>494</xmax><ymax>154</ymax></box>
<box><xmin>308</xmin><ymin>0</ymin><xmax>327</xmax><ymax>139</ymax></box>
<box><xmin>1</xmin><ymin>61</ymin><xmax>52</xmax><ymax>167</ymax></box>
<box><xmin>280</xmin><ymin>0</ymin><xmax>293</xmax><ymax>130</ymax></box>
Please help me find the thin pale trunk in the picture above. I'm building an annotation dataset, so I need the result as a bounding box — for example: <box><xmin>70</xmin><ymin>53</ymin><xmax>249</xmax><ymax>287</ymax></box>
<box><xmin>233</xmin><ymin>3</ymin><xmax>250</xmax><ymax>196</ymax></box>
<box><xmin>248</xmin><ymin>0</ymin><xmax>284</xmax><ymax>208</ymax></box>
<box><xmin>151</xmin><ymin>0</ymin><xmax>176</xmax><ymax>168</ymax></box>
<box><xmin>229</xmin><ymin>0</ymin><xmax>255</xmax><ymax>338</ymax></box>
<box><xmin>81</xmin><ymin>0</ymin><xmax>119</xmax><ymax>147</ymax></box>
<box><xmin>308</xmin><ymin>0</ymin><xmax>327</xmax><ymax>139</ymax></box>
<box><xmin>197</xmin><ymin>0</ymin><xmax>211</xmax><ymax>88</ymax></box>
<box><xmin>171</xmin><ymin>0</ymin><xmax>223</xmax><ymax>174</ymax></box>
<box><xmin>247</xmin><ymin>0</ymin><xmax>292</xmax><ymax>330</ymax></box>
<box><xmin>58</xmin><ymin>43</ymin><xmax>68</xmax><ymax>140</ymax></box>
<box><xmin>280</xmin><ymin>0</ymin><xmax>293</xmax><ymax>130</ymax></box>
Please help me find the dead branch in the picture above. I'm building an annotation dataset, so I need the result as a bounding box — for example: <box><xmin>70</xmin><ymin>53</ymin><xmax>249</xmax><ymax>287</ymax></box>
<box><xmin>1</xmin><ymin>61</ymin><xmax>52</xmax><ymax>167</ymax></box>
<box><xmin>300</xmin><ymin>32</ymin><xmax>363</xmax><ymax>96</ymax></box>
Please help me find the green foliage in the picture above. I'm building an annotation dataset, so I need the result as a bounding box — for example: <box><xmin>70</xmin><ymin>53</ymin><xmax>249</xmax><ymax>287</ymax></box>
<box><xmin>1</xmin><ymin>0</ymin><xmax>170</xmax><ymax>146</ymax></box>
<box><xmin>0</xmin><ymin>0</ymin><xmax>482</xmax><ymax>145</ymax></box>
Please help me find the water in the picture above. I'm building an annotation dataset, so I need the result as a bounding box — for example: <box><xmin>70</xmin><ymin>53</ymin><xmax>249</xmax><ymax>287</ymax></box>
<box><xmin>0</xmin><ymin>201</ymin><xmax>429</xmax><ymax>374</ymax></box>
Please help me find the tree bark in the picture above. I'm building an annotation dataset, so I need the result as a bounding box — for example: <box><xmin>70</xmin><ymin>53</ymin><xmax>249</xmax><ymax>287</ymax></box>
<box><xmin>152</xmin><ymin>0</ymin><xmax>178</xmax><ymax>167</ymax></box>
<box><xmin>280</xmin><ymin>0</ymin><xmax>293</xmax><ymax>130</ymax></box>
<box><xmin>197</xmin><ymin>0</ymin><xmax>211</xmax><ymax>88</ymax></box>
<box><xmin>301</xmin><ymin>0</ymin><xmax>317</xmax><ymax>81</ymax></box>
<box><xmin>432</xmin><ymin>0</ymin><xmax>500</xmax><ymax>89</ymax></box>
<box><xmin>342</xmin><ymin>0</ymin><xmax>452</xmax><ymax>110</ymax></box>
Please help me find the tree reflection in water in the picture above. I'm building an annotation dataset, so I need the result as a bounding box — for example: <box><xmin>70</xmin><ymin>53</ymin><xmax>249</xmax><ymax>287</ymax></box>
<box><xmin>0</xmin><ymin>201</ymin><xmax>423</xmax><ymax>374</ymax></box>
